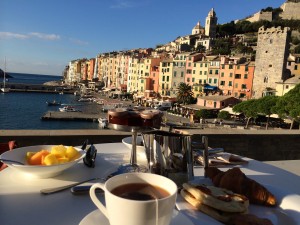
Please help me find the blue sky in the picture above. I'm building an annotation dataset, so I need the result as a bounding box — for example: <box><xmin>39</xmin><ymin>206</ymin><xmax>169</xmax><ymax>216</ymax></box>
<box><xmin>0</xmin><ymin>0</ymin><xmax>284</xmax><ymax>76</ymax></box>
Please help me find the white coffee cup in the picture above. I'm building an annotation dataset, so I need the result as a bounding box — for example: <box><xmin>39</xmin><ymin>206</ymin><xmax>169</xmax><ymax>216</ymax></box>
<box><xmin>89</xmin><ymin>172</ymin><xmax>177</xmax><ymax>225</ymax></box>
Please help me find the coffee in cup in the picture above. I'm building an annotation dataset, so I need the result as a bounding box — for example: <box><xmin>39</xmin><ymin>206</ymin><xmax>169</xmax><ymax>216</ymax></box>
<box><xmin>89</xmin><ymin>173</ymin><xmax>177</xmax><ymax>225</ymax></box>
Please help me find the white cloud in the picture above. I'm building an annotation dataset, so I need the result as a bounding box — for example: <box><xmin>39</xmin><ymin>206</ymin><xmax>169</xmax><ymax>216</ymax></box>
<box><xmin>0</xmin><ymin>32</ymin><xmax>28</xmax><ymax>39</ymax></box>
<box><xmin>69</xmin><ymin>38</ymin><xmax>89</xmax><ymax>45</ymax></box>
<box><xmin>0</xmin><ymin>31</ymin><xmax>60</xmax><ymax>40</ymax></box>
<box><xmin>29</xmin><ymin>32</ymin><xmax>60</xmax><ymax>40</ymax></box>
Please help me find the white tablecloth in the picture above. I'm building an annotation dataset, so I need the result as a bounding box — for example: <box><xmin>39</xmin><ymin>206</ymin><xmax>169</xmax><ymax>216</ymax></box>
<box><xmin>0</xmin><ymin>143</ymin><xmax>299</xmax><ymax>225</ymax></box>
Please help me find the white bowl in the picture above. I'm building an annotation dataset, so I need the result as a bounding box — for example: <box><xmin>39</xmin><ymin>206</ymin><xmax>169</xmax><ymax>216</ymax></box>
<box><xmin>0</xmin><ymin>145</ymin><xmax>85</xmax><ymax>178</ymax></box>
<box><xmin>122</xmin><ymin>136</ymin><xmax>145</xmax><ymax>153</ymax></box>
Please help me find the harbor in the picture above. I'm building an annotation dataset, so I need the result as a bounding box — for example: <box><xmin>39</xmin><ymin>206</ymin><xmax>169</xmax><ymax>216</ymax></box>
<box><xmin>41</xmin><ymin>111</ymin><xmax>102</xmax><ymax>122</ymax></box>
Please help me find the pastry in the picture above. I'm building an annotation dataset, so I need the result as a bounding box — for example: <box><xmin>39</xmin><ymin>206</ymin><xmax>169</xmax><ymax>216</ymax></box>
<box><xmin>182</xmin><ymin>183</ymin><xmax>249</xmax><ymax>212</ymax></box>
<box><xmin>180</xmin><ymin>188</ymin><xmax>247</xmax><ymax>223</ymax></box>
<box><xmin>205</xmin><ymin>167</ymin><xmax>277</xmax><ymax>206</ymax></box>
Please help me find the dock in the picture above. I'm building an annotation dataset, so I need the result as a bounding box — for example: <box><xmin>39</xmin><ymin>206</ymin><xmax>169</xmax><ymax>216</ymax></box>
<box><xmin>41</xmin><ymin>111</ymin><xmax>102</xmax><ymax>122</ymax></box>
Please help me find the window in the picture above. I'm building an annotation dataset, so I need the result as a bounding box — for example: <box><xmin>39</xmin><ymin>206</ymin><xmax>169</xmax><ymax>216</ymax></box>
<box><xmin>235</xmin><ymin>74</ymin><xmax>241</xmax><ymax>79</ymax></box>
<box><xmin>209</xmin><ymin>70</ymin><xmax>213</xmax><ymax>74</ymax></box>
<box><xmin>200</xmin><ymin>63</ymin><xmax>203</xmax><ymax>67</ymax></box>
<box><xmin>166</xmin><ymin>76</ymin><xmax>169</xmax><ymax>82</ymax></box>
<box><xmin>230</xmin><ymin>73</ymin><xmax>233</xmax><ymax>77</ymax></box>
<box><xmin>174</xmin><ymin>71</ymin><xmax>177</xmax><ymax>77</ymax></box>
<box><xmin>204</xmin><ymin>71</ymin><xmax>207</xmax><ymax>75</ymax></box>
<box><xmin>229</xmin><ymin>81</ymin><xmax>232</xmax><ymax>86</ymax></box>
<box><xmin>235</xmin><ymin>83</ymin><xmax>238</xmax><ymax>88</ymax></box>
<box><xmin>187</xmin><ymin>78</ymin><xmax>190</xmax><ymax>82</ymax></box>
<box><xmin>192</xmin><ymin>78</ymin><xmax>195</xmax><ymax>82</ymax></box>
<box><xmin>193</xmin><ymin>70</ymin><xmax>195</xmax><ymax>74</ymax></box>
<box><xmin>215</xmin><ymin>69</ymin><xmax>218</xmax><ymax>75</ymax></box>
<box><xmin>199</xmin><ymin>79</ymin><xmax>202</xmax><ymax>84</ymax></box>
<box><xmin>237</xmin><ymin>65</ymin><xmax>240</xmax><ymax>69</ymax></box>
<box><xmin>244</xmin><ymin>74</ymin><xmax>248</xmax><ymax>79</ymax></box>
<box><xmin>162</xmin><ymin>76</ymin><xmax>165</xmax><ymax>81</ymax></box>
<box><xmin>229</xmin><ymin>65</ymin><xmax>233</xmax><ymax>69</ymax></box>
<box><xmin>221</xmin><ymin>72</ymin><xmax>224</xmax><ymax>77</ymax></box>
<box><xmin>181</xmin><ymin>72</ymin><xmax>184</xmax><ymax>77</ymax></box>
<box><xmin>200</xmin><ymin>71</ymin><xmax>202</xmax><ymax>75</ymax></box>
<box><xmin>295</xmin><ymin>65</ymin><xmax>298</xmax><ymax>70</ymax></box>
<box><xmin>286</xmin><ymin>85</ymin><xmax>289</xmax><ymax>89</ymax></box>
<box><xmin>245</xmin><ymin>66</ymin><xmax>248</xmax><ymax>71</ymax></box>
<box><xmin>222</xmin><ymin>65</ymin><xmax>225</xmax><ymax>69</ymax></box>
<box><xmin>220</xmin><ymin>81</ymin><xmax>225</xmax><ymax>85</ymax></box>
<box><xmin>188</xmin><ymin>63</ymin><xmax>191</xmax><ymax>67</ymax></box>
<box><xmin>214</xmin><ymin>79</ymin><xmax>217</xmax><ymax>84</ymax></box>
<box><xmin>209</xmin><ymin>78</ymin><xmax>212</xmax><ymax>83</ymax></box>
<box><xmin>242</xmin><ymin>84</ymin><xmax>247</xmax><ymax>89</ymax></box>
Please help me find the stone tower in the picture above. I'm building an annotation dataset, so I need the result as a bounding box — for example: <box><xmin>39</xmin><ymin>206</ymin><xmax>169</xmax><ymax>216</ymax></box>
<box><xmin>205</xmin><ymin>8</ymin><xmax>217</xmax><ymax>38</ymax></box>
<box><xmin>252</xmin><ymin>26</ymin><xmax>291</xmax><ymax>98</ymax></box>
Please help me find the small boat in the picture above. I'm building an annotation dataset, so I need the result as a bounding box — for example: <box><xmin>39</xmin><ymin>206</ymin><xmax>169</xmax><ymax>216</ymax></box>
<box><xmin>1</xmin><ymin>58</ymin><xmax>10</xmax><ymax>93</ymax></box>
<box><xmin>78</xmin><ymin>97</ymin><xmax>94</xmax><ymax>102</ymax></box>
<box><xmin>46</xmin><ymin>100</ymin><xmax>61</xmax><ymax>106</ymax></box>
<box><xmin>59</xmin><ymin>106</ymin><xmax>80</xmax><ymax>112</ymax></box>
<box><xmin>98</xmin><ymin>117</ymin><xmax>108</xmax><ymax>129</ymax></box>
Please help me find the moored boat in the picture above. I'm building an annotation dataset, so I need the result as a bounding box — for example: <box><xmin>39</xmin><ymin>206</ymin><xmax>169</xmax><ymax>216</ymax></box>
<box><xmin>1</xmin><ymin>58</ymin><xmax>10</xmax><ymax>93</ymax></box>
<box><xmin>46</xmin><ymin>100</ymin><xmax>61</xmax><ymax>106</ymax></box>
<box><xmin>59</xmin><ymin>106</ymin><xmax>80</xmax><ymax>112</ymax></box>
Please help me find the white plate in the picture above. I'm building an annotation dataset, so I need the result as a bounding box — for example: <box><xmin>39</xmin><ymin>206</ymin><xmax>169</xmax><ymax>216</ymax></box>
<box><xmin>176</xmin><ymin>178</ymin><xmax>300</xmax><ymax>225</ymax></box>
<box><xmin>79</xmin><ymin>209</ymin><xmax>193</xmax><ymax>225</ymax></box>
<box><xmin>0</xmin><ymin>145</ymin><xmax>85</xmax><ymax>178</ymax></box>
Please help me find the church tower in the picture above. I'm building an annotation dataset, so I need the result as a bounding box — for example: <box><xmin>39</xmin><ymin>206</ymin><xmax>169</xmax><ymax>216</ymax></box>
<box><xmin>205</xmin><ymin>8</ymin><xmax>217</xmax><ymax>38</ymax></box>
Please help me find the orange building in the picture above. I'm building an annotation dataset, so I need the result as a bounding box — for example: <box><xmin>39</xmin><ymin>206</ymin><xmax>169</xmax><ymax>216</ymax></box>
<box><xmin>87</xmin><ymin>58</ymin><xmax>95</xmax><ymax>81</ymax></box>
<box><xmin>219</xmin><ymin>56</ymin><xmax>254</xmax><ymax>99</ymax></box>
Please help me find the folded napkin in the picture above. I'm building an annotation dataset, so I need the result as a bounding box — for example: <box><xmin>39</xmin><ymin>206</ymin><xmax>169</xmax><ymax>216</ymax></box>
<box><xmin>194</xmin><ymin>152</ymin><xmax>248</xmax><ymax>166</ymax></box>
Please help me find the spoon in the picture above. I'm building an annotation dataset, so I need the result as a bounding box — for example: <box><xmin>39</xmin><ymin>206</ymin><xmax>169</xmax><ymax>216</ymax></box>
<box><xmin>0</xmin><ymin>159</ymin><xmax>25</xmax><ymax>165</ymax></box>
<box><xmin>40</xmin><ymin>168</ymin><xmax>123</xmax><ymax>195</ymax></box>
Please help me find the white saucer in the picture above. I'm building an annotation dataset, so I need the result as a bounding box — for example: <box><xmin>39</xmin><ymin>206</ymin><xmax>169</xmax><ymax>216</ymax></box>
<box><xmin>79</xmin><ymin>209</ymin><xmax>193</xmax><ymax>225</ymax></box>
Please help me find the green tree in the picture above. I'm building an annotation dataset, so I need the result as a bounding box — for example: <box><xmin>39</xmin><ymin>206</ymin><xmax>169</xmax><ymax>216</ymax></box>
<box><xmin>195</xmin><ymin>109</ymin><xmax>212</xmax><ymax>120</ymax></box>
<box><xmin>233</xmin><ymin>99</ymin><xmax>259</xmax><ymax>128</ymax></box>
<box><xmin>176</xmin><ymin>82</ymin><xmax>194</xmax><ymax>105</ymax></box>
<box><xmin>211</xmin><ymin>38</ymin><xmax>232</xmax><ymax>55</ymax></box>
<box><xmin>256</xmin><ymin>96</ymin><xmax>279</xmax><ymax>130</ymax></box>
<box><xmin>273</xmin><ymin>84</ymin><xmax>300</xmax><ymax>129</ymax></box>
<box><xmin>218</xmin><ymin>111</ymin><xmax>231</xmax><ymax>120</ymax></box>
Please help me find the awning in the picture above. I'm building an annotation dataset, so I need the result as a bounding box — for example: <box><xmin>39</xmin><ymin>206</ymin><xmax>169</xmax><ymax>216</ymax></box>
<box><xmin>220</xmin><ymin>106</ymin><xmax>241</xmax><ymax>115</ymax></box>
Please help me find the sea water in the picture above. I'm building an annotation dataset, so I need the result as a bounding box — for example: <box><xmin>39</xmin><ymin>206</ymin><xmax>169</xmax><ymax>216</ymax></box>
<box><xmin>0</xmin><ymin>73</ymin><xmax>101</xmax><ymax>130</ymax></box>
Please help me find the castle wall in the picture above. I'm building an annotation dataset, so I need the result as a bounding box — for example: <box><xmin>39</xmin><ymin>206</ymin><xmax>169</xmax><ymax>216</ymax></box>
<box><xmin>246</xmin><ymin>11</ymin><xmax>272</xmax><ymax>23</ymax></box>
<box><xmin>252</xmin><ymin>26</ymin><xmax>291</xmax><ymax>98</ymax></box>
<box><xmin>280</xmin><ymin>1</ymin><xmax>300</xmax><ymax>20</ymax></box>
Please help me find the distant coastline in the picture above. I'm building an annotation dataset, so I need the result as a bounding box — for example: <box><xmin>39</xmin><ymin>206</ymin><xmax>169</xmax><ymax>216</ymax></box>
<box><xmin>0</xmin><ymin>69</ymin><xmax>13</xmax><ymax>78</ymax></box>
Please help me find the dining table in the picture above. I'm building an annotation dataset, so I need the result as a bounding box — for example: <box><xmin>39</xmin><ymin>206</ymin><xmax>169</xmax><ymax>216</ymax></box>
<box><xmin>0</xmin><ymin>142</ymin><xmax>300</xmax><ymax>225</ymax></box>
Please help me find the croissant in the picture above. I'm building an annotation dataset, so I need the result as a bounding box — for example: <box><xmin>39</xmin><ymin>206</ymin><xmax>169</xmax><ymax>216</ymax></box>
<box><xmin>205</xmin><ymin>167</ymin><xmax>276</xmax><ymax>206</ymax></box>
